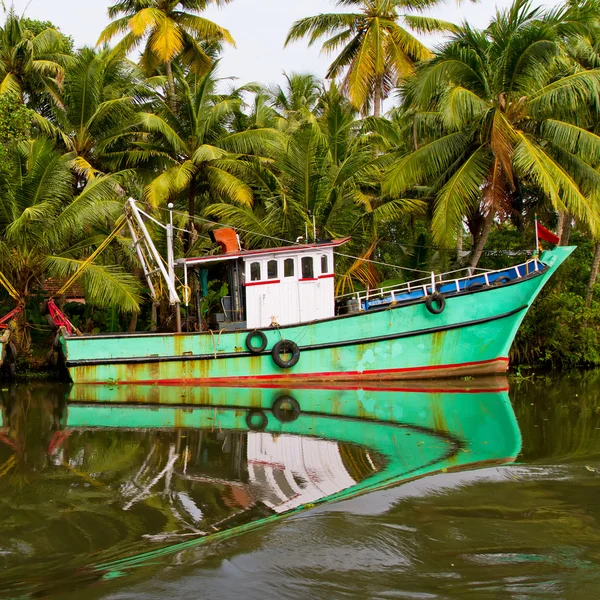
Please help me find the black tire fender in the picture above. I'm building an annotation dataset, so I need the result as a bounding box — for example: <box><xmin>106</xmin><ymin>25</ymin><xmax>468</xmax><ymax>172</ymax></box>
<box><xmin>425</xmin><ymin>292</ymin><xmax>446</xmax><ymax>315</ymax></box>
<box><xmin>246</xmin><ymin>409</ymin><xmax>268</xmax><ymax>431</ymax></box>
<box><xmin>53</xmin><ymin>333</ymin><xmax>63</xmax><ymax>351</ymax></box>
<box><xmin>271</xmin><ymin>340</ymin><xmax>300</xmax><ymax>368</ymax></box>
<box><xmin>272</xmin><ymin>395</ymin><xmax>301</xmax><ymax>423</ymax></box>
<box><xmin>245</xmin><ymin>329</ymin><xmax>267</xmax><ymax>354</ymax></box>
<box><xmin>466</xmin><ymin>281</ymin><xmax>486</xmax><ymax>291</ymax></box>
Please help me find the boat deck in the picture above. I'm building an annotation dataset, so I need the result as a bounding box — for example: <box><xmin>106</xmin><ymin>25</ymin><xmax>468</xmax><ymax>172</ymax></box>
<box><xmin>339</xmin><ymin>258</ymin><xmax>546</xmax><ymax>311</ymax></box>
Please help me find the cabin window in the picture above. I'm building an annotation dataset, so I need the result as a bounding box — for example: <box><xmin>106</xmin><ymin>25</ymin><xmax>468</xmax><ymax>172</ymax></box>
<box><xmin>284</xmin><ymin>258</ymin><xmax>295</xmax><ymax>277</ymax></box>
<box><xmin>321</xmin><ymin>254</ymin><xmax>329</xmax><ymax>274</ymax></box>
<box><xmin>301</xmin><ymin>256</ymin><xmax>314</xmax><ymax>279</ymax></box>
<box><xmin>267</xmin><ymin>259</ymin><xmax>278</xmax><ymax>279</ymax></box>
<box><xmin>250</xmin><ymin>262</ymin><xmax>261</xmax><ymax>281</ymax></box>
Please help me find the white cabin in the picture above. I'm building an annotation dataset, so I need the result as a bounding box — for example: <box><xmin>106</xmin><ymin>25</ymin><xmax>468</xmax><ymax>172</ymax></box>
<box><xmin>180</xmin><ymin>233</ymin><xmax>349</xmax><ymax>330</ymax></box>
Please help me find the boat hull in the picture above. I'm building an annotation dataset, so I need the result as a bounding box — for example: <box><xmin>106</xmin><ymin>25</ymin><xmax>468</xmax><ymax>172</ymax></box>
<box><xmin>0</xmin><ymin>329</ymin><xmax>10</xmax><ymax>371</ymax></box>
<box><xmin>60</xmin><ymin>247</ymin><xmax>574</xmax><ymax>384</ymax></box>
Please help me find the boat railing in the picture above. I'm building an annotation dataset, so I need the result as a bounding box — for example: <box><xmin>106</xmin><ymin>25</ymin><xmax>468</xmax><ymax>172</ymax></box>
<box><xmin>335</xmin><ymin>258</ymin><xmax>544</xmax><ymax>309</ymax></box>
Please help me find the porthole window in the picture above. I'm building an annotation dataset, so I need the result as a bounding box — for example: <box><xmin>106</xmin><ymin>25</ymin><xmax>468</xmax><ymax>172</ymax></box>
<box><xmin>267</xmin><ymin>259</ymin><xmax>278</xmax><ymax>279</ymax></box>
<box><xmin>301</xmin><ymin>256</ymin><xmax>314</xmax><ymax>279</ymax></box>
<box><xmin>321</xmin><ymin>254</ymin><xmax>329</xmax><ymax>274</ymax></box>
<box><xmin>250</xmin><ymin>262</ymin><xmax>261</xmax><ymax>281</ymax></box>
<box><xmin>284</xmin><ymin>258</ymin><xmax>294</xmax><ymax>277</ymax></box>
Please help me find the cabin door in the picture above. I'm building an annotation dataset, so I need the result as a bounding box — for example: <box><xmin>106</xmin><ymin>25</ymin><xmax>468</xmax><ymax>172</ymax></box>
<box><xmin>298</xmin><ymin>255</ymin><xmax>322</xmax><ymax>323</ymax></box>
<box><xmin>279</xmin><ymin>256</ymin><xmax>301</xmax><ymax>325</ymax></box>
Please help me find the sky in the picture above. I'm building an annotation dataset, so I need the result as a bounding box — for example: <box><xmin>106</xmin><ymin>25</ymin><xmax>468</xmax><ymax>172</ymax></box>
<box><xmin>8</xmin><ymin>0</ymin><xmax>560</xmax><ymax>88</ymax></box>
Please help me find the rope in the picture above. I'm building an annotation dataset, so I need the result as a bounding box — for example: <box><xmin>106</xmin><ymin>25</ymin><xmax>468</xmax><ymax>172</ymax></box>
<box><xmin>55</xmin><ymin>216</ymin><xmax>126</xmax><ymax>298</ymax></box>
<box><xmin>0</xmin><ymin>270</ymin><xmax>20</xmax><ymax>302</ymax></box>
<box><xmin>333</xmin><ymin>251</ymin><xmax>431</xmax><ymax>274</ymax></box>
<box><xmin>0</xmin><ymin>455</ymin><xmax>16</xmax><ymax>479</ymax></box>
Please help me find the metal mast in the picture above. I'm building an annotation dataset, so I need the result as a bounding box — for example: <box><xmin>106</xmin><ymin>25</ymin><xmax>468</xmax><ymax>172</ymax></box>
<box><xmin>126</xmin><ymin>198</ymin><xmax>182</xmax><ymax>331</ymax></box>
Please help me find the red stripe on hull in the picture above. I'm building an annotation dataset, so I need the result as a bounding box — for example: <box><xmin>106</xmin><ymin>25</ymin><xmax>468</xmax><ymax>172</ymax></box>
<box><xmin>86</xmin><ymin>357</ymin><xmax>510</xmax><ymax>388</ymax></box>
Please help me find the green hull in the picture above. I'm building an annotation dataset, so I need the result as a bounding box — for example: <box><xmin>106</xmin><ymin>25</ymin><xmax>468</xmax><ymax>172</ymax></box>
<box><xmin>61</xmin><ymin>247</ymin><xmax>574</xmax><ymax>384</ymax></box>
<box><xmin>60</xmin><ymin>384</ymin><xmax>520</xmax><ymax>576</ymax></box>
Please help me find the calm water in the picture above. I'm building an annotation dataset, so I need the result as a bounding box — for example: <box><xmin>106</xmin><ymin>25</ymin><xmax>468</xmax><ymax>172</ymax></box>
<box><xmin>1</xmin><ymin>374</ymin><xmax>599</xmax><ymax>599</ymax></box>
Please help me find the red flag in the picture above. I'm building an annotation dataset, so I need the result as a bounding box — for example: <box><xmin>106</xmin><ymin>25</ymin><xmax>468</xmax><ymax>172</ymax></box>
<box><xmin>536</xmin><ymin>221</ymin><xmax>560</xmax><ymax>245</ymax></box>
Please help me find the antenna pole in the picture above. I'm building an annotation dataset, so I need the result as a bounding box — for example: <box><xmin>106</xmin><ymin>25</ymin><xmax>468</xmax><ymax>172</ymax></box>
<box><xmin>167</xmin><ymin>202</ymin><xmax>182</xmax><ymax>332</ymax></box>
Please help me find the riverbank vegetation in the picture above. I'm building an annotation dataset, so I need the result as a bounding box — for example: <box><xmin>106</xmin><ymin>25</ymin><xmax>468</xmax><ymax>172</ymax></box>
<box><xmin>1</xmin><ymin>0</ymin><xmax>600</xmax><ymax>368</ymax></box>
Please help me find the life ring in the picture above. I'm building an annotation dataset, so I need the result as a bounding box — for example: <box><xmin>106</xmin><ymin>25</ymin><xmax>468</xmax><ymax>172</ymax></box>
<box><xmin>245</xmin><ymin>329</ymin><xmax>267</xmax><ymax>354</ymax></box>
<box><xmin>425</xmin><ymin>292</ymin><xmax>446</xmax><ymax>315</ymax></box>
<box><xmin>272</xmin><ymin>395</ymin><xmax>301</xmax><ymax>423</ymax></box>
<box><xmin>246</xmin><ymin>409</ymin><xmax>268</xmax><ymax>431</ymax></box>
<box><xmin>493</xmin><ymin>275</ymin><xmax>511</xmax><ymax>285</ymax></box>
<box><xmin>271</xmin><ymin>340</ymin><xmax>300</xmax><ymax>368</ymax></box>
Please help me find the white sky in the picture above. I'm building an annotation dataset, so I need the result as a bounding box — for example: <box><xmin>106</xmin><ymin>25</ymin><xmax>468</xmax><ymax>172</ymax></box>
<box><xmin>9</xmin><ymin>0</ymin><xmax>560</xmax><ymax>87</ymax></box>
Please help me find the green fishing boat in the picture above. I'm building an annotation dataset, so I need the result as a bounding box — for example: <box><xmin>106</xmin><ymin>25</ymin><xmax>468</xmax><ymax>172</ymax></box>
<box><xmin>57</xmin><ymin>200</ymin><xmax>573</xmax><ymax>384</ymax></box>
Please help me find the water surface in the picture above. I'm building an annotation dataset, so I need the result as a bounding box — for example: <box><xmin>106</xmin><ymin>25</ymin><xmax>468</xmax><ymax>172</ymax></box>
<box><xmin>0</xmin><ymin>374</ymin><xmax>599</xmax><ymax>599</ymax></box>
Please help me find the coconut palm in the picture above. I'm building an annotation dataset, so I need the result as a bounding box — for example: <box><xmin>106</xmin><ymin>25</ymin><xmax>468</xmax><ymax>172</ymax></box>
<box><xmin>134</xmin><ymin>65</ymin><xmax>280</xmax><ymax>251</ymax></box>
<box><xmin>209</xmin><ymin>84</ymin><xmax>420</xmax><ymax>289</ymax></box>
<box><xmin>285</xmin><ymin>0</ymin><xmax>462</xmax><ymax>116</ymax></box>
<box><xmin>0</xmin><ymin>9</ymin><xmax>67</xmax><ymax>108</ymax></box>
<box><xmin>384</xmin><ymin>0</ymin><xmax>600</xmax><ymax>268</ymax></box>
<box><xmin>97</xmin><ymin>0</ymin><xmax>235</xmax><ymax>105</ymax></box>
<box><xmin>269</xmin><ymin>72</ymin><xmax>323</xmax><ymax>122</ymax></box>
<box><xmin>0</xmin><ymin>137</ymin><xmax>141</xmax><ymax>348</ymax></box>
<box><xmin>34</xmin><ymin>47</ymin><xmax>146</xmax><ymax>183</ymax></box>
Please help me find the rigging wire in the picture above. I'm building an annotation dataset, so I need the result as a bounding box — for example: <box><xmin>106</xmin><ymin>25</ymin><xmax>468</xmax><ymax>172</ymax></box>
<box><xmin>156</xmin><ymin>206</ymin><xmax>528</xmax><ymax>275</ymax></box>
<box><xmin>157</xmin><ymin>207</ymin><xmax>433</xmax><ymax>274</ymax></box>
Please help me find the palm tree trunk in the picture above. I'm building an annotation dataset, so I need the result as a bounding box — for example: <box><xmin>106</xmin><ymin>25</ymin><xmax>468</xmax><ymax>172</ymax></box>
<box><xmin>559</xmin><ymin>214</ymin><xmax>572</xmax><ymax>246</ymax></box>
<box><xmin>456</xmin><ymin>223</ymin><xmax>463</xmax><ymax>262</ymax></box>
<box><xmin>373</xmin><ymin>77</ymin><xmax>383</xmax><ymax>117</ymax></box>
<box><xmin>127</xmin><ymin>311</ymin><xmax>138</xmax><ymax>332</ymax></box>
<box><xmin>151</xmin><ymin>302</ymin><xmax>158</xmax><ymax>332</ymax></box>
<box><xmin>165</xmin><ymin>60</ymin><xmax>176</xmax><ymax>109</ymax></box>
<box><xmin>413</xmin><ymin>120</ymin><xmax>419</xmax><ymax>150</ymax></box>
<box><xmin>469</xmin><ymin>210</ymin><xmax>494</xmax><ymax>270</ymax></box>
<box><xmin>586</xmin><ymin>241</ymin><xmax>600</xmax><ymax>306</ymax></box>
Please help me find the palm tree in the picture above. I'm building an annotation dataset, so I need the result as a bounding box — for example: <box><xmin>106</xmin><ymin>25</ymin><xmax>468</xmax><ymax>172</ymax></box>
<box><xmin>0</xmin><ymin>9</ymin><xmax>67</xmax><ymax>108</ymax></box>
<box><xmin>209</xmin><ymin>84</ymin><xmax>419</xmax><ymax>290</ymax></box>
<box><xmin>269</xmin><ymin>72</ymin><xmax>323</xmax><ymax>123</ymax></box>
<box><xmin>0</xmin><ymin>138</ymin><xmax>141</xmax><ymax>347</ymax></box>
<box><xmin>97</xmin><ymin>0</ymin><xmax>235</xmax><ymax>106</ymax></box>
<box><xmin>34</xmin><ymin>47</ymin><xmax>146</xmax><ymax>183</ymax></box>
<box><xmin>285</xmin><ymin>0</ymin><xmax>461</xmax><ymax>116</ymax></box>
<box><xmin>384</xmin><ymin>0</ymin><xmax>600</xmax><ymax>268</ymax></box>
<box><xmin>134</xmin><ymin>65</ymin><xmax>279</xmax><ymax>251</ymax></box>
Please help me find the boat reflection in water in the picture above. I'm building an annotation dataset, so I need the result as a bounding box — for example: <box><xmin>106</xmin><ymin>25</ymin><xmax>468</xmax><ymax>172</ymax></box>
<box><xmin>0</xmin><ymin>380</ymin><xmax>520</xmax><ymax>596</ymax></box>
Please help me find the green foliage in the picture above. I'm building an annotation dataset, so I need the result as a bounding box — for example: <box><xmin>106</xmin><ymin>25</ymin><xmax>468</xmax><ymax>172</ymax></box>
<box><xmin>509</xmin><ymin>234</ymin><xmax>600</xmax><ymax>368</ymax></box>
<box><xmin>0</xmin><ymin>93</ymin><xmax>34</xmax><ymax>141</ymax></box>
<box><xmin>0</xmin><ymin>92</ymin><xmax>34</xmax><ymax>169</ymax></box>
<box><xmin>20</xmin><ymin>18</ymin><xmax>74</xmax><ymax>54</ymax></box>
<box><xmin>0</xmin><ymin>0</ymin><xmax>599</xmax><ymax>358</ymax></box>
<box><xmin>200</xmin><ymin>280</ymin><xmax>228</xmax><ymax>319</ymax></box>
